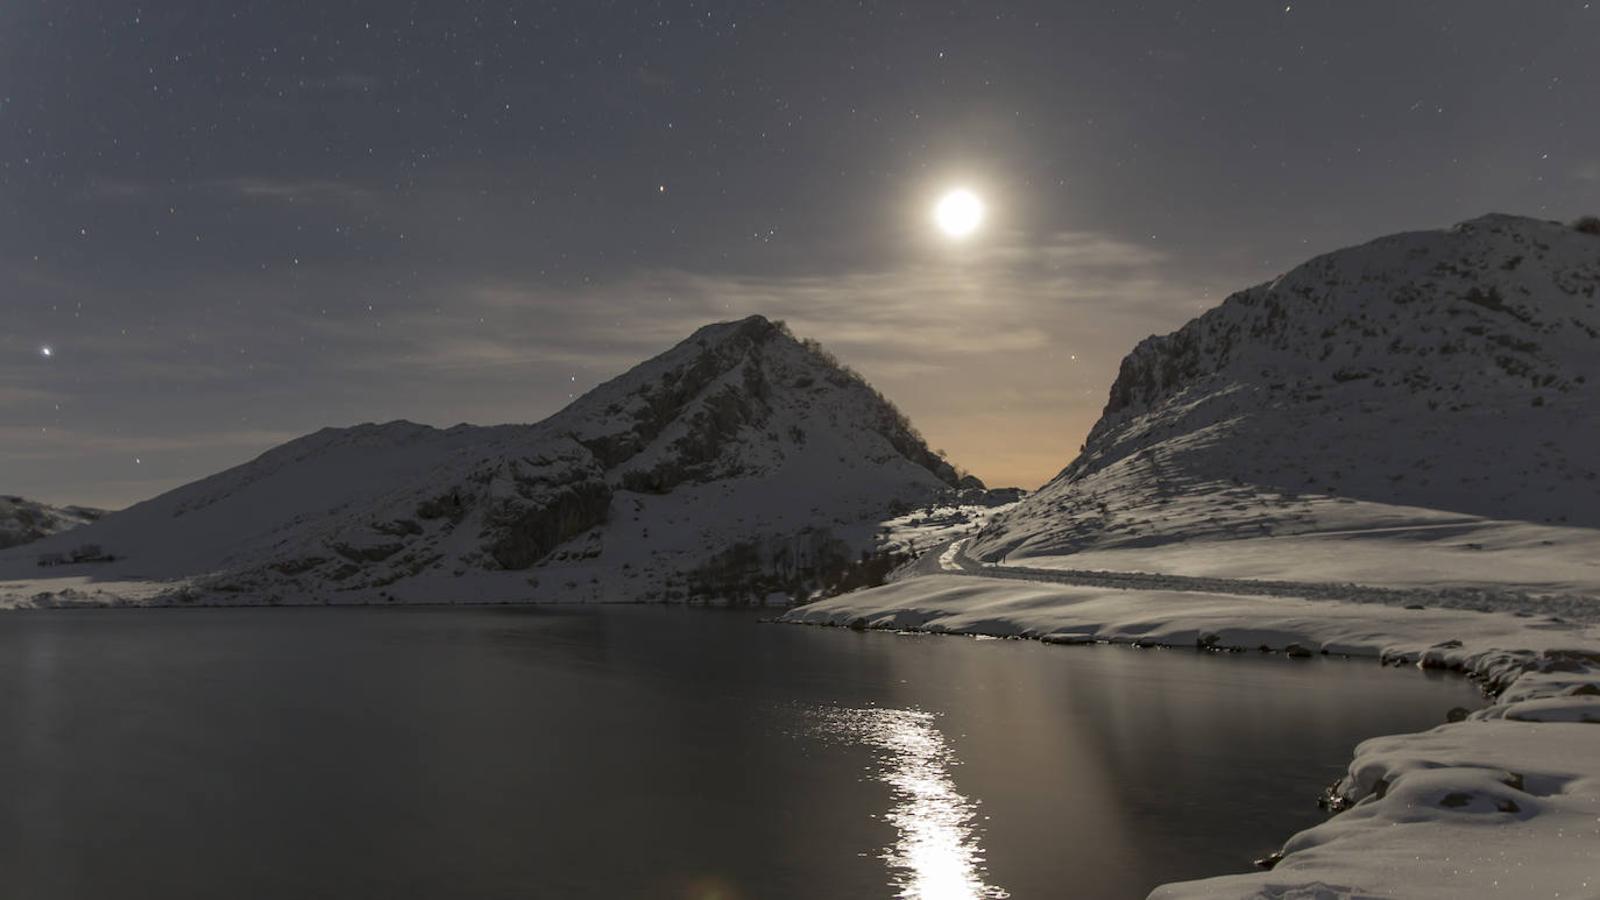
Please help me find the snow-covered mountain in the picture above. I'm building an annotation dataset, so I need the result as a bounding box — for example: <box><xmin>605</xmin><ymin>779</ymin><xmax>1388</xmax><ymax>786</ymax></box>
<box><xmin>0</xmin><ymin>316</ymin><xmax>972</xmax><ymax>606</ymax></box>
<box><xmin>0</xmin><ymin>496</ymin><xmax>104</xmax><ymax>550</ymax></box>
<box><xmin>971</xmin><ymin>214</ymin><xmax>1600</xmax><ymax>570</ymax></box>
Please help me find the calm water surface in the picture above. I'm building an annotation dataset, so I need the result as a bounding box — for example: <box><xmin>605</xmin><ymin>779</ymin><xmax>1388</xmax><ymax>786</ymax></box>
<box><xmin>0</xmin><ymin>606</ymin><xmax>1481</xmax><ymax>899</ymax></box>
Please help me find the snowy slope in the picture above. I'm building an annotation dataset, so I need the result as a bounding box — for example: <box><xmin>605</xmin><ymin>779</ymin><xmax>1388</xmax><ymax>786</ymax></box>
<box><xmin>0</xmin><ymin>496</ymin><xmax>104</xmax><ymax>550</ymax></box>
<box><xmin>785</xmin><ymin>215</ymin><xmax>1600</xmax><ymax>899</ymax></box>
<box><xmin>0</xmin><ymin>316</ymin><xmax>969</xmax><ymax>606</ymax></box>
<box><xmin>972</xmin><ymin>214</ymin><xmax>1600</xmax><ymax>584</ymax></box>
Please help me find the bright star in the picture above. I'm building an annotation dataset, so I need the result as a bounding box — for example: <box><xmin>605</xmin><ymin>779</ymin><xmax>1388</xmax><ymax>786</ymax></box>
<box><xmin>39</xmin><ymin>345</ymin><xmax>53</xmax><ymax>358</ymax></box>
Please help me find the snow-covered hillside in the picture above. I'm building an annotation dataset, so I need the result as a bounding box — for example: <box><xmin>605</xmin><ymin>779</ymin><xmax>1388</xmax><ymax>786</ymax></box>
<box><xmin>972</xmin><ymin>214</ymin><xmax>1600</xmax><ymax>573</ymax></box>
<box><xmin>0</xmin><ymin>316</ymin><xmax>971</xmax><ymax>606</ymax></box>
<box><xmin>0</xmin><ymin>496</ymin><xmax>104</xmax><ymax>550</ymax></box>
<box><xmin>785</xmin><ymin>215</ymin><xmax>1600</xmax><ymax>900</ymax></box>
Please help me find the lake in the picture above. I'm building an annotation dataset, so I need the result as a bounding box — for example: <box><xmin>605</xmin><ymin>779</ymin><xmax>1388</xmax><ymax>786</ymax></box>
<box><xmin>0</xmin><ymin>606</ymin><xmax>1482</xmax><ymax>899</ymax></box>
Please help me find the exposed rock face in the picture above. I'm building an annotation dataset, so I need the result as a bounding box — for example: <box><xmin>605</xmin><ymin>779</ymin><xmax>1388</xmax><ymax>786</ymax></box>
<box><xmin>484</xmin><ymin>477</ymin><xmax>613</xmax><ymax>570</ymax></box>
<box><xmin>0</xmin><ymin>496</ymin><xmax>104</xmax><ymax>550</ymax></box>
<box><xmin>2</xmin><ymin>316</ymin><xmax>969</xmax><ymax>604</ymax></box>
<box><xmin>973</xmin><ymin>214</ymin><xmax>1600</xmax><ymax>561</ymax></box>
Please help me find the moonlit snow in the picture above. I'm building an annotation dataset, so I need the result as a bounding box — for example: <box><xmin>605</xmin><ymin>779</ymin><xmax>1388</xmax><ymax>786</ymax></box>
<box><xmin>787</xmin><ymin>215</ymin><xmax>1600</xmax><ymax>899</ymax></box>
<box><xmin>5</xmin><ymin>213</ymin><xmax>1598</xmax><ymax>898</ymax></box>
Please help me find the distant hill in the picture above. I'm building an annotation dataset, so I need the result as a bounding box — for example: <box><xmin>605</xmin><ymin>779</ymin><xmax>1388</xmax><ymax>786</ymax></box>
<box><xmin>0</xmin><ymin>496</ymin><xmax>104</xmax><ymax>550</ymax></box>
<box><xmin>972</xmin><ymin>214</ymin><xmax>1600</xmax><ymax>566</ymax></box>
<box><xmin>1</xmin><ymin>316</ymin><xmax>974</xmax><ymax>606</ymax></box>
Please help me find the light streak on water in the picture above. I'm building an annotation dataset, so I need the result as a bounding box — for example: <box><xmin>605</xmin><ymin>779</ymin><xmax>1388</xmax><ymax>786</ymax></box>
<box><xmin>815</xmin><ymin>706</ymin><xmax>1009</xmax><ymax>900</ymax></box>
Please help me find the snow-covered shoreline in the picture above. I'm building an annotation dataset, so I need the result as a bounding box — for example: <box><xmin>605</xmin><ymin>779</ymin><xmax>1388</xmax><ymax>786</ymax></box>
<box><xmin>781</xmin><ymin>565</ymin><xmax>1600</xmax><ymax>898</ymax></box>
<box><xmin>881</xmin><ymin>215</ymin><xmax>1600</xmax><ymax>896</ymax></box>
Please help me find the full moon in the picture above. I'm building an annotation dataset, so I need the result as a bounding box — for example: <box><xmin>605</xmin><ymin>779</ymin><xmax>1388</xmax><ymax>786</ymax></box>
<box><xmin>934</xmin><ymin>188</ymin><xmax>985</xmax><ymax>238</ymax></box>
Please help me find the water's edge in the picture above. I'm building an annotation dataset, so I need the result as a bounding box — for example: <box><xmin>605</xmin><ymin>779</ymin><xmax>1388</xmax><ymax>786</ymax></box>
<box><xmin>780</xmin><ymin>606</ymin><xmax>1600</xmax><ymax>898</ymax></box>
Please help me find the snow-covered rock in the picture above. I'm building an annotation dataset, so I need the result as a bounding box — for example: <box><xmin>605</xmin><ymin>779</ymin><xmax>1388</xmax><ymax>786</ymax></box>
<box><xmin>0</xmin><ymin>316</ymin><xmax>970</xmax><ymax>606</ymax></box>
<box><xmin>0</xmin><ymin>496</ymin><xmax>103</xmax><ymax>550</ymax></box>
<box><xmin>972</xmin><ymin>214</ymin><xmax>1600</xmax><ymax>575</ymax></box>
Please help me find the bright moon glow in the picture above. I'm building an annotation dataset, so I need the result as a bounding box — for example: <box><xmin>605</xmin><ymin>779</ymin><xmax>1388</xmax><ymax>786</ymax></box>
<box><xmin>934</xmin><ymin>189</ymin><xmax>984</xmax><ymax>238</ymax></box>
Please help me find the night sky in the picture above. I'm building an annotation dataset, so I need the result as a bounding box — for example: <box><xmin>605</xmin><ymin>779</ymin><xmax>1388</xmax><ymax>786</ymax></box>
<box><xmin>5</xmin><ymin>1</ymin><xmax>1598</xmax><ymax>508</ymax></box>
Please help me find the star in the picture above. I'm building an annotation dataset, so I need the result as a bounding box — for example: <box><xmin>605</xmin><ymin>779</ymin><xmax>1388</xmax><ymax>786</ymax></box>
<box><xmin>39</xmin><ymin>345</ymin><xmax>53</xmax><ymax>358</ymax></box>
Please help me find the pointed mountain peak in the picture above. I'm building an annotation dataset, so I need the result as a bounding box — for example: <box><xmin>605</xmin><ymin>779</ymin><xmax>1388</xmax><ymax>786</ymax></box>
<box><xmin>685</xmin><ymin>313</ymin><xmax>778</xmax><ymax>344</ymax></box>
<box><xmin>550</xmin><ymin>315</ymin><xmax>964</xmax><ymax>491</ymax></box>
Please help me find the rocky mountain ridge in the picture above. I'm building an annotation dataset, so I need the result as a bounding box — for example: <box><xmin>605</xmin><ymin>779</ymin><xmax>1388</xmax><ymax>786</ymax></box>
<box><xmin>0</xmin><ymin>496</ymin><xmax>104</xmax><ymax>550</ymax></box>
<box><xmin>1</xmin><ymin>316</ymin><xmax>972</xmax><ymax>605</ymax></box>
<box><xmin>972</xmin><ymin>214</ymin><xmax>1600</xmax><ymax>562</ymax></box>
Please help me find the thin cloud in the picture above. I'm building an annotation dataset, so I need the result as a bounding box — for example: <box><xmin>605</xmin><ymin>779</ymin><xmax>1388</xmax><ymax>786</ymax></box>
<box><xmin>0</xmin><ymin>386</ymin><xmax>65</xmax><ymax>409</ymax></box>
<box><xmin>84</xmin><ymin>177</ymin><xmax>159</xmax><ymax>200</ymax></box>
<box><xmin>206</xmin><ymin>177</ymin><xmax>378</xmax><ymax>205</ymax></box>
<box><xmin>417</xmin><ymin>228</ymin><xmax>1193</xmax><ymax>377</ymax></box>
<box><xmin>0</xmin><ymin>426</ymin><xmax>302</xmax><ymax>459</ymax></box>
<box><xmin>2</xmin><ymin>225</ymin><xmax>1209</xmax><ymax>496</ymax></box>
